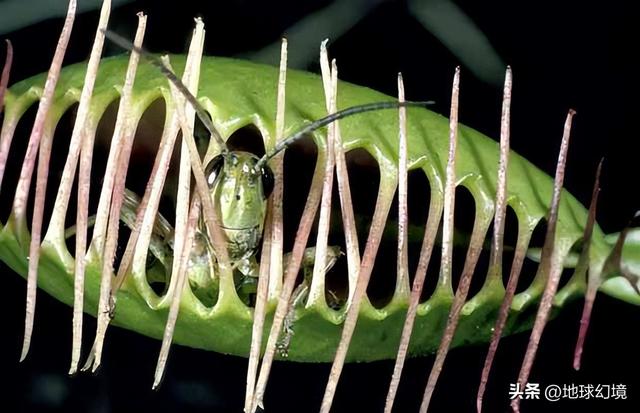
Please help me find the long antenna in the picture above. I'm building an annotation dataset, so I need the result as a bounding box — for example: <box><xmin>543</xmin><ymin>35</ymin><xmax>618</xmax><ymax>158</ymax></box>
<box><xmin>255</xmin><ymin>100</ymin><xmax>433</xmax><ymax>169</ymax></box>
<box><xmin>102</xmin><ymin>29</ymin><xmax>228</xmax><ymax>153</ymax></box>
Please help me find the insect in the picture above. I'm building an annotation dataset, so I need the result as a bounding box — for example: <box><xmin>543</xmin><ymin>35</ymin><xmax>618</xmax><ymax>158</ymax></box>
<box><xmin>1</xmin><ymin>2</ymin><xmax>638</xmax><ymax>412</ymax></box>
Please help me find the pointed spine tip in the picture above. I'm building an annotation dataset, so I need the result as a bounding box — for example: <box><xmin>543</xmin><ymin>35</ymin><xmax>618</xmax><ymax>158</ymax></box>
<box><xmin>19</xmin><ymin>345</ymin><xmax>29</xmax><ymax>363</ymax></box>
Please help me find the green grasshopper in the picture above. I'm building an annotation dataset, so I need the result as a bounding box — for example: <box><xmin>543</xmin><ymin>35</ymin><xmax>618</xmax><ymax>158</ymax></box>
<box><xmin>104</xmin><ymin>30</ymin><xmax>430</xmax><ymax>309</ymax></box>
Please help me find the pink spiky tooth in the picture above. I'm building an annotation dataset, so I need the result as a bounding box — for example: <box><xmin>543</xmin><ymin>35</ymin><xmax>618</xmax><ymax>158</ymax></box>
<box><xmin>0</xmin><ymin>39</ymin><xmax>13</xmax><ymax>115</ymax></box>
<box><xmin>0</xmin><ymin>39</ymin><xmax>16</xmax><ymax>191</ymax></box>
<box><xmin>319</xmin><ymin>66</ymin><xmax>410</xmax><ymax>413</ymax></box>
<box><xmin>419</xmin><ymin>66</ymin><xmax>497</xmax><ymax>413</ymax></box>
<box><xmin>251</xmin><ymin>129</ymin><xmax>325</xmax><ymax>411</ymax></box>
<box><xmin>314</xmin><ymin>57</ymin><xmax>343</xmax><ymax>413</ymax></box>
<box><xmin>0</xmin><ymin>39</ymin><xmax>15</xmax><ymax>201</ymax></box>
<box><xmin>42</xmin><ymin>0</ymin><xmax>113</xmax><ymax>375</ymax></box>
<box><xmin>476</xmin><ymin>66</ymin><xmax>513</xmax><ymax>413</ymax></box>
<box><xmin>511</xmin><ymin>109</ymin><xmax>575</xmax><ymax>413</ymax></box>
<box><xmin>572</xmin><ymin>187</ymin><xmax>640</xmax><ymax>373</ymax></box>
<box><xmin>244</xmin><ymin>37</ymin><xmax>287</xmax><ymax>413</ymax></box>
<box><xmin>250</xmin><ymin>40</ymin><xmax>338</xmax><ymax>412</ymax></box>
<box><xmin>384</xmin><ymin>68</ymin><xmax>442</xmax><ymax>413</ymax></box>
<box><xmin>571</xmin><ymin>159</ymin><xmax>602</xmax><ymax>371</ymax></box>
<box><xmin>151</xmin><ymin>19</ymin><xmax>207</xmax><ymax>389</ymax></box>
<box><xmin>17</xmin><ymin>0</ymin><xmax>77</xmax><ymax>363</ymax></box>
<box><xmin>83</xmin><ymin>12</ymin><xmax>148</xmax><ymax>373</ymax></box>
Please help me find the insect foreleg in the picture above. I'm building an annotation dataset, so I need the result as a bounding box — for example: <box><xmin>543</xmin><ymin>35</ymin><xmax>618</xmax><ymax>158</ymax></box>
<box><xmin>277</xmin><ymin>245</ymin><xmax>343</xmax><ymax>357</ymax></box>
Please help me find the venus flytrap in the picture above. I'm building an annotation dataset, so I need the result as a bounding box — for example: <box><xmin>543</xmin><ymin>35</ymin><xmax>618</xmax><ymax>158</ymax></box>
<box><xmin>1</xmin><ymin>3</ymin><xmax>639</xmax><ymax>412</ymax></box>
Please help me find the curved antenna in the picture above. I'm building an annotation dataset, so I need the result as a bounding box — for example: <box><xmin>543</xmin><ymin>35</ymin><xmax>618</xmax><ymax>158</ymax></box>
<box><xmin>256</xmin><ymin>100</ymin><xmax>433</xmax><ymax>169</ymax></box>
<box><xmin>102</xmin><ymin>29</ymin><xmax>228</xmax><ymax>154</ymax></box>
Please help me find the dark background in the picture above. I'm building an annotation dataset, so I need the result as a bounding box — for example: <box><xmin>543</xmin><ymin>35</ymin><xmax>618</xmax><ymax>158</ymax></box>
<box><xmin>1</xmin><ymin>0</ymin><xmax>639</xmax><ymax>412</ymax></box>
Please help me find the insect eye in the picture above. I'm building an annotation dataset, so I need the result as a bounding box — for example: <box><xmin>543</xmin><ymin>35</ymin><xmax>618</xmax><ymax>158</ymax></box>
<box><xmin>260</xmin><ymin>165</ymin><xmax>274</xmax><ymax>198</ymax></box>
<box><xmin>204</xmin><ymin>154</ymin><xmax>225</xmax><ymax>187</ymax></box>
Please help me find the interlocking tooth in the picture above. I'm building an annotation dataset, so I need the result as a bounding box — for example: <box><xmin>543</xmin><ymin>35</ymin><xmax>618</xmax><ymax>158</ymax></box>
<box><xmin>0</xmin><ymin>39</ymin><xmax>12</xmax><ymax>115</ymax></box>
<box><xmin>251</xmin><ymin>40</ymin><xmax>368</xmax><ymax>413</ymax></box>
<box><xmin>395</xmin><ymin>73</ymin><xmax>410</xmax><ymax>300</ymax></box>
<box><xmin>245</xmin><ymin>204</ymin><xmax>273</xmax><ymax>412</ymax></box>
<box><xmin>511</xmin><ymin>109</ymin><xmax>575</xmax><ymax>413</ymax></box>
<box><xmin>572</xmin><ymin>168</ymin><xmax>640</xmax><ymax>374</ymax></box>
<box><xmin>163</xmin><ymin>60</ymin><xmax>193</xmax><ymax>304</ymax></box>
<box><xmin>114</xmin><ymin>103</ymin><xmax>177</xmax><ymax>289</ymax></box>
<box><xmin>252</xmin><ymin>91</ymin><xmax>327</xmax><ymax>413</ymax></box>
<box><xmin>126</xmin><ymin>102</ymin><xmax>183</xmax><ymax>308</ymax></box>
<box><xmin>266</xmin><ymin>41</ymin><xmax>288</xmax><ymax>303</ymax></box>
<box><xmin>318</xmin><ymin>79</ymin><xmax>401</xmax><ymax>412</ymax></box>
<box><xmin>22</xmin><ymin>112</ymin><xmax>56</xmax><ymax>355</ymax></box>
<box><xmin>421</xmin><ymin>188</ymin><xmax>493</xmax><ymax>412</ymax></box>
<box><xmin>332</xmin><ymin>141</ymin><xmax>361</xmax><ymax>299</ymax></box>
<box><xmin>418</xmin><ymin>66</ymin><xmax>460</xmax><ymax>412</ymax></box>
<box><xmin>486</xmin><ymin>67</ymin><xmax>512</xmax><ymax>288</ymax></box>
<box><xmin>320</xmin><ymin>39</ymin><xmax>361</xmax><ymax>303</ymax></box>
<box><xmin>0</xmin><ymin>100</ymin><xmax>25</xmax><ymax>197</ymax></box>
<box><xmin>385</xmin><ymin>70</ymin><xmax>446</xmax><ymax>413</ymax></box>
<box><xmin>314</xmin><ymin>50</ymin><xmax>408</xmax><ymax>412</ymax></box>
<box><xmin>476</xmin><ymin>214</ymin><xmax>536</xmax><ymax>411</ymax></box>
<box><xmin>320</xmin><ymin>166</ymin><xmax>396</xmax><ymax>413</ymax></box>
<box><xmin>123</xmin><ymin>94</ymin><xmax>185</xmax><ymax>307</ymax></box>
<box><xmin>16</xmin><ymin>0</ymin><xmax>77</xmax><ymax>363</ymax></box>
<box><xmin>152</xmin><ymin>19</ymin><xmax>205</xmax><ymax>390</ymax></box>
<box><xmin>244</xmin><ymin>37</ymin><xmax>287</xmax><ymax>413</ymax></box>
<box><xmin>601</xmin><ymin>215</ymin><xmax>640</xmax><ymax>293</ymax></box>
<box><xmin>36</xmin><ymin>0</ymin><xmax>114</xmax><ymax>376</ymax></box>
<box><xmin>83</xmin><ymin>12</ymin><xmax>147</xmax><ymax>373</ymax></box>
<box><xmin>476</xmin><ymin>66</ymin><xmax>512</xmax><ymax>412</ymax></box>
<box><xmin>307</xmin><ymin>55</ymin><xmax>338</xmax><ymax>308</ymax></box>
<box><xmin>572</xmin><ymin>160</ymin><xmax>602</xmax><ymax>371</ymax></box>
<box><xmin>384</xmin><ymin>182</ymin><xmax>443</xmax><ymax>413</ymax></box>
<box><xmin>0</xmin><ymin>41</ymin><xmax>15</xmax><ymax>200</ymax></box>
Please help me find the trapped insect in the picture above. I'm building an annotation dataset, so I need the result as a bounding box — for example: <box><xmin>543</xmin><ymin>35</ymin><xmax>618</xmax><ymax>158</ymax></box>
<box><xmin>1</xmin><ymin>1</ymin><xmax>638</xmax><ymax>412</ymax></box>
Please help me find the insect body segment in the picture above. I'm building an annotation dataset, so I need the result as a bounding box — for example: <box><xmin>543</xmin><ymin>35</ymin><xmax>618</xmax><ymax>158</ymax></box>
<box><xmin>130</xmin><ymin>150</ymin><xmax>276</xmax><ymax>304</ymax></box>
<box><xmin>103</xmin><ymin>148</ymin><xmax>270</xmax><ymax>304</ymax></box>
<box><xmin>206</xmin><ymin>152</ymin><xmax>270</xmax><ymax>276</ymax></box>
